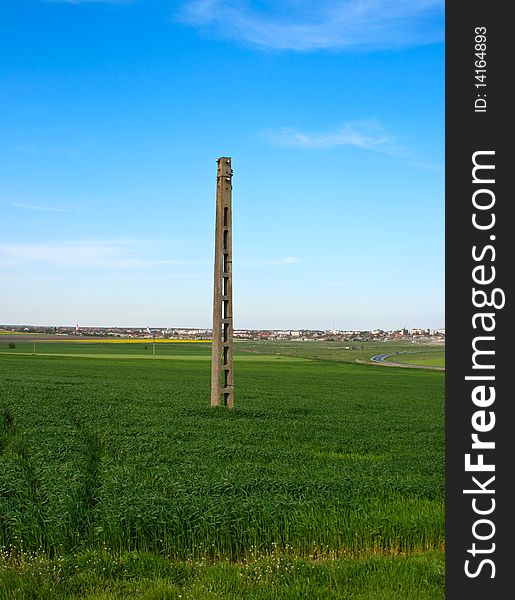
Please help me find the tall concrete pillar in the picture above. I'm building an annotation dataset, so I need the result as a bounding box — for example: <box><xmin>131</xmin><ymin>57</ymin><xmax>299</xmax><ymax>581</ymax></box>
<box><xmin>211</xmin><ymin>157</ymin><xmax>234</xmax><ymax>407</ymax></box>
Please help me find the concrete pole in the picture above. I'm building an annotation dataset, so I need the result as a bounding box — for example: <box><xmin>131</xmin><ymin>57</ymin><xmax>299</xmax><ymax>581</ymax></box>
<box><xmin>211</xmin><ymin>157</ymin><xmax>234</xmax><ymax>407</ymax></box>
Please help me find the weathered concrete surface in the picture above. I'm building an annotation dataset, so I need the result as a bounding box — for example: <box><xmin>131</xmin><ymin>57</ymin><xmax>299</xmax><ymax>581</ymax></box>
<box><xmin>211</xmin><ymin>157</ymin><xmax>234</xmax><ymax>407</ymax></box>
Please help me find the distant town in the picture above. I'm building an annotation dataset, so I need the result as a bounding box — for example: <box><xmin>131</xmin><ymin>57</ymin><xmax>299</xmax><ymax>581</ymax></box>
<box><xmin>1</xmin><ymin>324</ymin><xmax>445</xmax><ymax>344</ymax></box>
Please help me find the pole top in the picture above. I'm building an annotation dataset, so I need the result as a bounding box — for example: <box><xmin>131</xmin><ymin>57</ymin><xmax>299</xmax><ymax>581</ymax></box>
<box><xmin>217</xmin><ymin>157</ymin><xmax>232</xmax><ymax>177</ymax></box>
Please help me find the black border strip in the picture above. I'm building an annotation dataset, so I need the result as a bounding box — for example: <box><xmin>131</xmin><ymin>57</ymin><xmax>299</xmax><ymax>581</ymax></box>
<box><xmin>445</xmin><ymin>2</ymin><xmax>511</xmax><ymax>597</ymax></box>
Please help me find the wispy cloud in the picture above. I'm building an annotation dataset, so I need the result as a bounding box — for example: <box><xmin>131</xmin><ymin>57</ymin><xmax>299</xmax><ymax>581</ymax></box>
<box><xmin>44</xmin><ymin>1</ymin><xmax>133</xmax><ymax>5</ymax></box>
<box><xmin>0</xmin><ymin>241</ymin><xmax>206</xmax><ymax>269</ymax></box>
<box><xmin>240</xmin><ymin>257</ymin><xmax>302</xmax><ymax>267</ymax></box>
<box><xmin>264</xmin><ymin>120</ymin><xmax>401</xmax><ymax>154</ymax></box>
<box><xmin>265</xmin><ymin>120</ymin><xmax>443</xmax><ymax>168</ymax></box>
<box><xmin>178</xmin><ymin>0</ymin><xmax>444</xmax><ymax>51</ymax></box>
<box><xmin>409</xmin><ymin>160</ymin><xmax>444</xmax><ymax>172</ymax></box>
<box><xmin>6</xmin><ymin>201</ymin><xmax>76</xmax><ymax>213</ymax></box>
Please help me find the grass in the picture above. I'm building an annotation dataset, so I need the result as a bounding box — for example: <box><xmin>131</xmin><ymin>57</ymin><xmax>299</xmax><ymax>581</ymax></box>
<box><xmin>1</xmin><ymin>340</ymin><xmax>213</xmax><ymax>357</ymax></box>
<box><xmin>0</xmin><ymin>549</ymin><xmax>444</xmax><ymax>599</ymax></box>
<box><xmin>238</xmin><ymin>340</ymin><xmax>444</xmax><ymax>367</ymax></box>
<box><xmin>384</xmin><ymin>352</ymin><xmax>445</xmax><ymax>368</ymax></box>
<box><xmin>0</xmin><ymin>341</ymin><xmax>444</xmax><ymax>597</ymax></box>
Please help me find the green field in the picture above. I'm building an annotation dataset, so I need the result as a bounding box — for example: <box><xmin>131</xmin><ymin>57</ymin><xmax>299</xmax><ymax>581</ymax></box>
<box><xmin>1</xmin><ymin>338</ymin><xmax>445</xmax><ymax>368</ymax></box>
<box><xmin>0</xmin><ymin>341</ymin><xmax>444</xmax><ymax>598</ymax></box>
<box><xmin>238</xmin><ymin>340</ymin><xmax>445</xmax><ymax>368</ymax></box>
<box><xmin>384</xmin><ymin>351</ymin><xmax>445</xmax><ymax>369</ymax></box>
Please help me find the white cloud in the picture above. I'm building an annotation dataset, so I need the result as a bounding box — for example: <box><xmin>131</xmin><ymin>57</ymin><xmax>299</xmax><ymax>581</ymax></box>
<box><xmin>264</xmin><ymin>121</ymin><xmax>443</xmax><ymax>169</ymax></box>
<box><xmin>44</xmin><ymin>1</ymin><xmax>133</xmax><ymax>4</ymax></box>
<box><xmin>264</xmin><ymin>120</ymin><xmax>400</xmax><ymax>154</ymax></box>
<box><xmin>6</xmin><ymin>201</ymin><xmax>76</xmax><ymax>213</ymax></box>
<box><xmin>178</xmin><ymin>0</ymin><xmax>444</xmax><ymax>51</ymax></box>
<box><xmin>0</xmin><ymin>241</ymin><xmax>206</xmax><ymax>269</ymax></box>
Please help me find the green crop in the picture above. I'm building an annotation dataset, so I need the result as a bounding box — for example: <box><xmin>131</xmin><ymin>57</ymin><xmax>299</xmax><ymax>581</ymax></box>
<box><xmin>0</xmin><ymin>342</ymin><xmax>444</xmax><ymax>596</ymax></box>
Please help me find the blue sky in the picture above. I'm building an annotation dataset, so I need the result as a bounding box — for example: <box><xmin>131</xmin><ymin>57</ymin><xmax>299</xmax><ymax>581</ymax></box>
<box><xmin>0</xmin><ymin>0</ymin><xmax>444</xmax><ymax>330</ymax></box>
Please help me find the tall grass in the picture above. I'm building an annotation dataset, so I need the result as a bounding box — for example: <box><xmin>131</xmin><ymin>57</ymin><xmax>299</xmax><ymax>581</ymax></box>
<box><xmin>0</xmin><ymin>548</ymin><xmax>445</xmax><ymax>599</ymax></box>
<box><xmin>0</xmin><ymin>344</ymin><xmax>444</xmax><ymax>563</ymax></box>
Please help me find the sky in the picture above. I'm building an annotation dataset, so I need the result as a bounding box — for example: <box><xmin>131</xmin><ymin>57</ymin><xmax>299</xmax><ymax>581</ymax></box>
<box><xmin>0</xmin><ymin>0</ymin><xmax>444</xmax><ymax>330</ymax></box>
